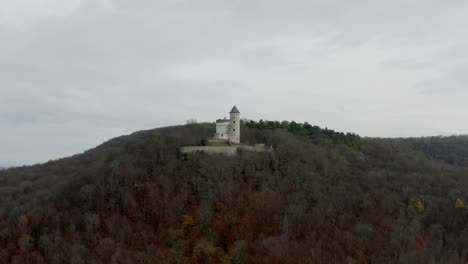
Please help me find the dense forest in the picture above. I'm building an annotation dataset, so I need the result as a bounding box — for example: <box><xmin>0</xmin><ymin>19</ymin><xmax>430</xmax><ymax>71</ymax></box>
<box><xmin>0</xmin><ymin>121</ymin><xmax>467</xmax><ymax>263</ymax></box>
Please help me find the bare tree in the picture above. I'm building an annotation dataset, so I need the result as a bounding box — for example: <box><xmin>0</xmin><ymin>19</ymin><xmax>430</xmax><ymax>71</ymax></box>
<box><xmin>186</xmin><ymin>118</ymin><xmax>198</xmax><ymax>124</ymax></box>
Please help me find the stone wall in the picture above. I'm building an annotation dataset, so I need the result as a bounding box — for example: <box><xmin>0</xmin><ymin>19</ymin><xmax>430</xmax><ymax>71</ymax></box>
<box><xmin>180</xmin><ymin>146</ymin><xmax>238</xmax><ymax>156</ymax></box>
<box><xmin>180</xmin><ymin>144</ymin><xmax>271</xmax><ymax>156</ymax></box>
<box><xmin>238</xmin><ymin>144</ymin><xmax>270</xmax><ymax>152</ymax></box>
<box><xmin>215</xmin><ymin>121</ymin><xmax>230</xmax><ymax>140</ymax></box>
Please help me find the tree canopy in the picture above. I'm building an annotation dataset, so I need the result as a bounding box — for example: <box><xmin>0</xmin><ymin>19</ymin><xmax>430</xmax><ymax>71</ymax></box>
<box><xmin>0</xmin><ymin>122</ymin><xmax>467</xmax><ymax>263</ymax></box>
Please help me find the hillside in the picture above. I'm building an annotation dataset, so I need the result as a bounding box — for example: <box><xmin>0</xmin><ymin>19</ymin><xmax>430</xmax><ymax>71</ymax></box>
<box><xmin>0</xmin><ymin>121</ymin><xmax>467</xmax><ymax>263</ymax></box>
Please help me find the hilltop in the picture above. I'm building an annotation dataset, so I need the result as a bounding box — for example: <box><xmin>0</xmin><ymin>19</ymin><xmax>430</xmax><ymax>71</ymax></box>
<box><xmin>0</xmin><ymin>121</ymin><xmax>467</xmax><ymax>263</ymax></box>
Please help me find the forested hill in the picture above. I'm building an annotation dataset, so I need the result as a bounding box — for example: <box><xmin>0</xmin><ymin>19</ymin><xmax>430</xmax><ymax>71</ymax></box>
<box><xmin>0</xmin><ymin>121</ymin><xmax>467</xmax><ymax>263</ymax></box>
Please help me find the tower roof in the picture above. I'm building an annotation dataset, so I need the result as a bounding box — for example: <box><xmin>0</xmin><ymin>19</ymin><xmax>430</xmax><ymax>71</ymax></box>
<box><xmin>230</xmin><ymin>105</ymin><xmax>240</xmax><ymax>113</ymax></box>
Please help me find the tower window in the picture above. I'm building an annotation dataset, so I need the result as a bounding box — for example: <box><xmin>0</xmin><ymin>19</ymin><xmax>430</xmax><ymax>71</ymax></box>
<box><xmin>233</xmin><ymin>121</ymin><xmax>236</xmax><ymax>123</ymax></box>
<box><xmin>233</xmin><ymin>129</ymin><xmax>236</xmax><ymax>131</ymax></box>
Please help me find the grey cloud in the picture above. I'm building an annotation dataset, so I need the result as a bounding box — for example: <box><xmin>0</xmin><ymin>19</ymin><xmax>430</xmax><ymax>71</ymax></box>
<box><xmin>1</xmin><ymin>0</ymin><xmax>468</xmax><ymax>165</ymax></box>
<box><xmin>415</xmin><ymin>70</ymin><xmax>468</xmax><ymax>95</ymax></box>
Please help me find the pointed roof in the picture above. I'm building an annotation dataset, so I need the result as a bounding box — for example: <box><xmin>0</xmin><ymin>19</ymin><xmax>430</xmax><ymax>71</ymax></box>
<box><xmin>230</xmin><ymin>105</ymin><xmax>240</xmax><ymax>113</ymax></box>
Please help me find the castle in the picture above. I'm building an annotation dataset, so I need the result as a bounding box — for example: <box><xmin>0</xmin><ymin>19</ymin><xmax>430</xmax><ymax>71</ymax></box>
<box><xmin>181</xmin><ymin>106</ymin><xmax>270</xmax><ymax>156</ymax></box>
<box><xmin>213</xmin><ymin>106</ymin><xmax>241</xmax><ymax>144</ymax></box>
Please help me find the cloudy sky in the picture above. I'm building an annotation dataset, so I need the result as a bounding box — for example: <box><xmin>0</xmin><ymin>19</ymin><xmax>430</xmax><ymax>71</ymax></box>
<box><xmin>1</xmin><ymin>0</ymin><xmax>468</xmax><ymax>166</ymax></box>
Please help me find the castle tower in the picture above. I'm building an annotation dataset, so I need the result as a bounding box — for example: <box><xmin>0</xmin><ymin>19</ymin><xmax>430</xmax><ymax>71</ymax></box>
<box><xmin>229</xmin><ymin>105</ymin><xmax>240</xmax><ymax>144</ymax></box>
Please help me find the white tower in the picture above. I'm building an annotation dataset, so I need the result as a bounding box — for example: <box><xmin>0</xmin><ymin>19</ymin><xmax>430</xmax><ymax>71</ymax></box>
<box><xmin>229</xmin><ymin>105</ymin><xmax>240</xmax><ymax>144</ymax></box>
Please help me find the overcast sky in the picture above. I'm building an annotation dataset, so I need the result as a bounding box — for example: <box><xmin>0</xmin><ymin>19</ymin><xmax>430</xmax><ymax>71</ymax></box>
<box><xmin>1</xmin><ymin>0</ymin><xmax>468</xmax><ymax>166</ymax></box>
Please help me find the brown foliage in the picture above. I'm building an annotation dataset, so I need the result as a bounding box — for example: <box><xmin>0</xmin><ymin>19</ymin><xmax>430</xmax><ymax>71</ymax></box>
<box><xmin>0</xmin><ymin>123</ymin><xmax>467</xmax><ymax>263</ymax></box>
